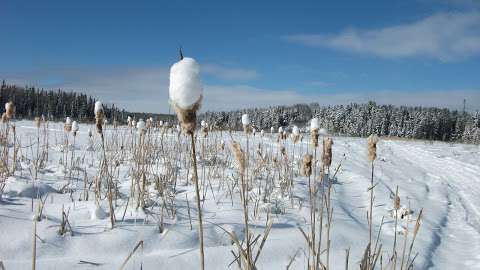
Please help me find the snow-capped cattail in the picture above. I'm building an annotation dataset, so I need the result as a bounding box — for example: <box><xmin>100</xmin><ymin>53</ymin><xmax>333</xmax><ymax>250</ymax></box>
<box><xmin>230</xmin><ymin>141</ymin><xmax>245</xmax><ymax>175</ymax></box>
<box><xmin>322</xmin><ymin>137</ymin><xmax>333</xmax><ymax>168</ymax></box>
<box><xmin>71</xmin><ymin>121</ymin><xmax>79</xmax><ymax>136</ymax></box>
<box><xmin>169</xmin><ymin>56</ymin><xmax>203</xmax><ymax>134</ymax></box>
<box><xmin>146</xmin><ymin>118</ymin><xmax>153</xmax><ymax>129</ymax></box>
<box><xmin>88</xmin><ymin>128</ymin><xmax>92</xmax><ymax>138</ymax></box>
<box><xmin>132</xmin><ymin>120</ymin><xmax>137</xmax><ymax>129</ymax></box>
<box><xmin>137</xmin><ymin>119</ymin><xmax>146</xmax><ymax>132</ymax></box>
<box><xmin>219</xmin><ymin>139</ymin><xmax>225</xmax><ymax>151</ymax></box>
<box><xmin>282</xmin><ymin>130</ymin><xmax>287</xmax><ymax>140</ymax></box>
<box><xmin>310</xmin><ymin>118</ymin><xmax>319</xmax><ymax>147</ymax></box>
<box><xmin>241</xmin><ymin>114</ymin><xmax>251</xmax><ymax>133</ymax></box>
<box><xmin>301</xmin><ymin>154</ymin><xmax>313</xmax><ymax>177</ymax></box>
<box><xmin>270</xmin><ymin>126</ymin><xmax>274</xmax><ymax>133</ymax></box>
<box><xmin>5</xmin><ymin>101</ymin><xmax>15</xmax><ymax>119</ymax></box>
<box><xmin>292</xmin><ymin>125</ymin><xmax>300</xmax><ymax>143</ymax></box>
<box><xmin>94</xmin><ymin>101</ymin><xmax>104</xmax><ymax>134</ymax></box>
<box><xmin>200</xmin><ymin>120</ymin><xmax>208</xmax><ymax>137</ymax></box>
<box><xmin>64</xmin><ymin>117</ymin><xmax>72</xmax><ymax>133</ymax></box>
<box><xmin>367</xmin><ymin>134</ymin><xmax>379</xmax><ymax>161</ymax></box>
<box><xmin>34</xmin><ymin>117</ymin><xmax>41</xmax><ymax>129</ymax></box>
<box><xmin>260</xmin><ymin>129</ymin><xmax>265</xmax><ymax>137</ymax></box>
<box><xmin>252</xmin><ymin>128</ymin><xmax>256</xmax><ymax>136</ymax></box>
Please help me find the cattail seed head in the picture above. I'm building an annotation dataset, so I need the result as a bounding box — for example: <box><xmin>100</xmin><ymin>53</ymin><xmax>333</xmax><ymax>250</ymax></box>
<box><xmin>5</xmin><ymin>102</ymin><xmax>15</xmax><ymax>119</ymax></box>
<box><xmin>169</xmin><ymin>56</ymin><xmax>203</xmax><ymax>134</ymax></box>
<box><xmin>311</xmin><ymin>129</ymin><xmax>319</xmax><ymax>147</ymax></box>
<box><xmin>34</xmin><ymin>117</ymin><xmax>41</xmax><ymax>128</ymax></box>
<box><xmin>71</xmin><ymin>121</ymin><xmax>79</xmax><ymax>136</ymax></box>
<box><xmin>301</xmin><ymin>154</ymin><xmax>313</xmax><ymax>177</ymax></box>
<box><xmin>94</xmin><ymin>101</ymin><xmax>104</xmax><ymax>134</ymax></box>
<box><xmin>394</xmin><ymin>194</ymin><xmax>401</xmax><ymax>210</ymax></box>
<box><xmin>64</xmin><ymin>117</ymin><xmax>72</xmax><ymax>133</ymax></box>
<box><xmin>367</xmin><ymin>134</ymin><xmax>379</xmax><ymax>161</ymax></box>
<box><xmin>229</xmin><ymin>141</ymin><xmax>246</xmax><ymax>175</ymax></box>
<box><xmin>322</xmin><ymin>137</ymin><xmax>333</xmax><ymax>168</ymax></box>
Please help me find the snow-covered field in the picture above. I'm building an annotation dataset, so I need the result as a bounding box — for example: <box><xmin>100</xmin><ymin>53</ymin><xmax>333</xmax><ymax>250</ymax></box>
<box><xmin>1</xmin><ymin>120</ymin><xmax>479</xmax><ymax>269</ymax></box>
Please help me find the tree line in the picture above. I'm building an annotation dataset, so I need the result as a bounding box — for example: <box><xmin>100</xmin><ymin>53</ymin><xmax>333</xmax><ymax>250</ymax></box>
<box><xmin>0</xmin><ymin>80</ymin><xmax>174</xmax><ymax>123</ymax></box>
<box><xmin>201</xmin><ymin>102</ymin><xmax>480</xmax><ymax>143</ymax></box>
<box><xmin>2</xmin><ymin>80</ymin><xmax>478</xmax><ymax>143</ymax></box>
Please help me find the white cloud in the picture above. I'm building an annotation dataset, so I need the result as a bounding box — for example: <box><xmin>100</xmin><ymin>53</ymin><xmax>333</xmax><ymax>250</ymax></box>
<box><xmin>286</xmin><ymin>12</ymin><xmax>480</xmax><ymax>60</ymax></box>
<box><xmin>4</xmin><ymin>66</ymin><xmax>480</xmax><ymax>113</ymax></box>
<box><xmin>202</xmin><ymin>64</ymin><xmax>258</xmax><ymax>81</ymax></box>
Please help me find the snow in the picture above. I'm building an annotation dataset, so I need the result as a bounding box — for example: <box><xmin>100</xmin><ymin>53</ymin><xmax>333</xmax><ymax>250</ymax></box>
<box><xmin>136</xmin><ymin>119</ymin><xmax>146</xmax><ymax>130</ymax></box>
<box><xmin>72</xmin><ymin>121</ymin><xmax>79</xmax><ymax>132</ymax></box>
<box><xmin>169</xmin><ymin>57</ymin><xmax>203</xmax><ymax>109</ymax></box>
<box><xmin>311</xmin><ymin>117</ymin><xmax>319</xmax><ymax>131</ymax></box>
<box><xmin>241</xmin><ymin>114</ymin><xmax>250</xmax><ymax>125</ymax></box>
<box><xmin>0</xmin><ymin>120</ymin><xmax>479</xmax><ymax>269</ymax></box>
<box><xmin>292</xmin><ymin>125</ymin><xmax>299</xmax><ymax>135</ymax></box>
<box><xmin>94</xmin><ymin>101</ymin><xmax>103</xmax><ymax>115</ymax></box>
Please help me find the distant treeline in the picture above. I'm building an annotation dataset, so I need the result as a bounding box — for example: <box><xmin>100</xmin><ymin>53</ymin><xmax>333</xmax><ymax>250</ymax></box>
<box><xmin>0</xmin><ymin>80</ymin><xmax>174</xmax><ymax>123</ymax></box>
<box><xmin>2</xmin><ymin>80</ymin><xmax>478</xmax><ymax>143</ymax></box>
<box><xmin>201</xmin><ymin>102</ymin><xmax>480</xmax><ymax>143</ymax></box>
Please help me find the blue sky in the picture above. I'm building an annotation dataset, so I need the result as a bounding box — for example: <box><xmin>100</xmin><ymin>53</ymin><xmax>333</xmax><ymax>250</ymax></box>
<box><xmin>1</xmin><ymin>0</ymin><xmax>480</xmax><ymax>113</ymax></box>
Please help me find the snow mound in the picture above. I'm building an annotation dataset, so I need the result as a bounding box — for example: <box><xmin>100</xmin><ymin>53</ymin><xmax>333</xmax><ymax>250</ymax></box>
<box><xmin>4</xmin><ymin>180</ymin><xmax>57</xmax><ymax>198</ymax></box>
<box><xmin>90</xmin><ymin>203</ymin><xmax>108</xmax><ymax>220</ymax></box>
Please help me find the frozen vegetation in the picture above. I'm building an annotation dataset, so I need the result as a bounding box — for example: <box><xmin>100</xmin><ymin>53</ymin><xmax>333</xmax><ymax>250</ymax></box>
<box><xmin>0</xmin><ymin>120</ymin><xmax>479</xmax><ymax>269</ymax></box>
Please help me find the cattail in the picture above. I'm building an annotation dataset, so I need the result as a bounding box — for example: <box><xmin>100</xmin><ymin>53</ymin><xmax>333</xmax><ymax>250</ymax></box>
<box><xmin>310</xmin><ymin>118</ymin><xmax>319</xmax><ymax>147</ymax></box>
<box><xmin>322</xmin><ymin>137</ymin><xmax>333</xmax><ymax>168</ymax></box>
<box><xmin>301</xmin><ymin>154</ymin><xmax>313</xmax><ymax>177</ymax></box>
<box><xmin>136</xmin><ymin>119</ymin><xmax>146</xmax><ymax>134</ymax></box>
<box><xmin>230</xmin><ymin>141</ymin><xmax>246</xmax><ymax>175</ymax></box>
<box><xmin>127</xmin><ymin>116</ymin><xmax>133</xmax><ymax>128</ymax></box>
<box><xmin>367</xmin><ymin>134</ymin><xmax>379</xmax><ymax>161</ymax></box>
<box><xmin>34</xmin><ymin>117</ymin><xmax>41</xmax><ymax>129</ymax></box>
<box><xmin>270</xmin><ymin>126</ymin><xmax>274</xmax><ymax>133</ymax></box>
<box><xmin>169</xmin><ymin>57</ymin><xmax>203</xmax><ymax>134</ymax></box>
<box><xmin>88</xmin><ymin>128</ymin><xmax>92</xmax><ymax>138</ymax></box>
<box><xmin>146</xmin><ymin>118</ymin><xmax>153</xmax><ymax>129</ymax></box>
<box><xmin>64</xmin><ymin>117</ymin><xmax>72</xmax><ymax>133</ymax></box>
<box><xmin>241</xmin><ymin>114</ymin><xmax>251</xmax><ymax>133</ymax></box>
<box><xmin>201</xmin><ymin>120</ymin><xmax>208</xmax><ymax>137</ymax></box>
<box><xmin>71</xmin><ymin>121</ymin><xmax>79</xmax><ymax>137</ymax></box>
<box><xmin>252</xmin><ymin>128</ymin><xmax>256</xmax><ymax>136</ymax></box>
<box><xmin>132</xmin><ymin>120</ymin><xmax>137</xmax><ymax>129</ymax></box>
<box><xmin>260</xmin><ymin>129</ymin><xmax>264</xmax><ymax>137</ymax></box>
<box><xmin>219</xmin><ymin>139</ymin><xmax>225</xmax><ymax>151</ymax></box>
<box><xmin>394</xmin><ymin>193</ymin><xmax>401</xmax><ymax>210</ymax></box>
<box><xmin>5</xmin><ymin>101</ymin><xmax>15</xmax><ymax>119</ymax></box>
<box><xmin>292</xmin><ymin>125</ymin><xmax>300</xmax><ymax>143</ymax></box>
<box><xmin>282</xmin><ymin>130</ymin><xmax>287</xmax><ymax>140</ymax></box>
<box><xmin>94</xmin><ymin>101</ymin><xmax>104</xmax><ymax>134</ymax></box>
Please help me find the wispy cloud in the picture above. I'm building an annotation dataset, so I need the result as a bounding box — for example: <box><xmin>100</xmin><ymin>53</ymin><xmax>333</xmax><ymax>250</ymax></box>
<box><xmin>202</xmin><ymin>64</ymin><xmax>259</xmax><ymax>81</ymax></box>
<box><xmin>286</xmin><ymin>12</ymin><xmax>480</xmax><ymax>61</ymax></box>
<box><xmin>4</xmin><ymin>66</ymin><xmax>480</xmax><ymax>113</ymax></box>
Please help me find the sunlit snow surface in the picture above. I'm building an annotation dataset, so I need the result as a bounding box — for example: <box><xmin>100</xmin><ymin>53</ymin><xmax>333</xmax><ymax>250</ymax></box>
<box><xmin>1</xmin><ymin>121</ymin><xmax>479</xmax><ymax>269</ymax></box>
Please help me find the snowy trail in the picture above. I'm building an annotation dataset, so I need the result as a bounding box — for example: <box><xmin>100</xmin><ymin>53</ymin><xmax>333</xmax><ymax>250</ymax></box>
<box><xmin>386</xmin><ymin>141</ymin><xmax>480</xmax><ymax>269</ymax></box>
